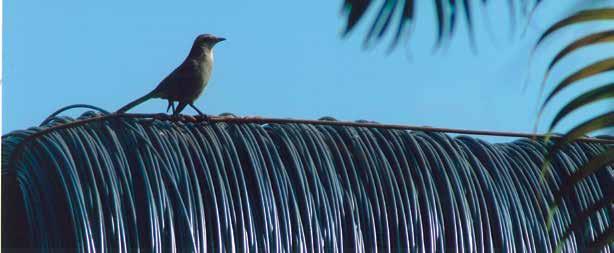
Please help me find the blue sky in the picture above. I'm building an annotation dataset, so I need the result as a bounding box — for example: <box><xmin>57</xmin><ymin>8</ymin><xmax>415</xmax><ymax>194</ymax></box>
<box><xmin>4</xmin><ymin>0</ymin><xmax>611</xmax><ymax>142</ymax></box>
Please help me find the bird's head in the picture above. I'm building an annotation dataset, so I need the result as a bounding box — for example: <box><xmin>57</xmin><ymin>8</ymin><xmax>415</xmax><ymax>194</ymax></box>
<box><xmin>194</xmin><ymin>34</ymin><xmax>226</xmax><ymax>49</ymax></box>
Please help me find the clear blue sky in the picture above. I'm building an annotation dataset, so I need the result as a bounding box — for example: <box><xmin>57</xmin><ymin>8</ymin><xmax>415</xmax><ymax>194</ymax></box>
<box><xmin>4</xmin><ymin>0</ymin><xmax>611</xmax><ymax>142</ymax></box>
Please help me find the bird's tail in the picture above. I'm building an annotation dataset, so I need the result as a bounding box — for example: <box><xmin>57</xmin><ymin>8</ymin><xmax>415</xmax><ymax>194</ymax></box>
<box><xmin>116</xmin><ymin>91</ymin><xmax>157</xmax><ymax>113</ymax></box>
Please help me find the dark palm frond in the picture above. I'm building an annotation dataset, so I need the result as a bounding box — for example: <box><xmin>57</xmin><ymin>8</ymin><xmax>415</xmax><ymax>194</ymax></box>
<box><xmin>536</xmin><ymin>8</ymin><xmax>614</xmax><ymax>45</ymax></box>
<box><xmin>548</xmin><ymin>83</ymin><xmax>614</xmax><ymax>131</ymax></box>
<box><xmin>549</xmin><ymin>148</ymin><xmax>613</xmax><ymax>215</ymax></box>
<box><xmin>2</xmin><ymin>112</ymin><xmax>612</xmax><ymax>251</ymax></box>
<box><xmin>536</xmin><ymin>7</ymin><xmax>614</xmax><ymax>183</ymax></box>
<box><xmin>553</xmin><ymin>196</ymin><xmax>614</xmax><ymax>253</ymax></box>
<box><xmin>341</xmin><ymin>0</ymin><xmax>540</xmax><ymax>49</ymax></box>
<box><xmin>541</xmin><ymin>57</ymin><xmax>614</xmax><ymax>109</ymax></box>
<box><xmin>547</xmin><ymin>30</ymin><xmax>614</xmax><ymax>73</ymax></box>
<box><xmin>535</xmin><ymin>7</ymin><xmax>614</xmax><ymax>251</ymax></box>
<box><xmin>588</xmin><ymin>226</ymin><xmax>614</xmax><ymax>252</ymax></box>
<box><xmin>541</xmin><ymin>112</ymin><xmax>613</xmax><ymax>172</ymax></box>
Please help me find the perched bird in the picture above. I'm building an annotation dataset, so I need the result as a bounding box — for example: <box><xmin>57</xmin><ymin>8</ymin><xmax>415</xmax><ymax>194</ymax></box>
<box><xmin>117</xmin><ymin>34</ymin><xmax>225</xmax><ymax>116</ymax></box>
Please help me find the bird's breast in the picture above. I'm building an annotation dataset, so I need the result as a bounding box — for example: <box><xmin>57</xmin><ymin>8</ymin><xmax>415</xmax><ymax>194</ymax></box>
<box><xmin>183</xmin><ymin>54</ymin><xmax>213</xmax><ymax>102</ymax></box>
<box><xmin>198</xmin><ymin>52</ymin><xmax>214</xmax><ymax>79</ymax></box>
<box><xmin>198</xmin><ymin>58</ymin><xmax>213</xmax><ymax>84</ymax></box>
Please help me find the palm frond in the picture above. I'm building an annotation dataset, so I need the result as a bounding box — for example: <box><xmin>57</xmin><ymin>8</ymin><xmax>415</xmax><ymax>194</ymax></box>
<box><xmin>536</xmin><ymin>8</ymin><xmax>614</xmax><ymax>45</ymax></box>
<box><xmin>2</xmin><ymin>112</ymin><xmax>612</xmax><ymax>251</ymax></box>
<box><xmin>547</xmin><ymin>30</ymin><xmax>614</xmax><ymax>73</ymax></box>
<box><xmin>541</xmin><ymin>112</ymin><xmax>613</xmax><ymax>174</ymax></box>
<box><xmin>553</xmin><ymin>196</ymin><xmax>613</xmax><ymax>253</ymax></box>
<box><xmin>549</xmin><ymin>148</ymin><xmax>613</xmax><ymax>214</ymax></box>
<box><xmin>535</xmin><ymin>6</ymin><xmax>614</xmax><ymax>250</ymax></box>
<box><xmin>341</xmin><ymin>0</ymin><xmax>539</xmax><ymax>49</ymax></box>
<box><xmin>548</xmin><ymin>83</ymin><xmax>614</xmax><ymax>131</ymax></box>
<box><xmin>542</xmin><ymin>58</ymin><xmax>614</xmax><ymax>108</ymax></box>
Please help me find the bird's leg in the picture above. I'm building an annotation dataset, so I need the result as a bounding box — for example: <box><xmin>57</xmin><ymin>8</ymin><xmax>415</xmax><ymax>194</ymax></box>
<box><xmin>166</xmin><ymin>101</ymin><xmax>176</xmax><ymax>114</ymax></box>
<box><xmin>189</xmin><ymin>103</ymin><xmax>208</xmax><ymax>121</ymax></box>
<box><xmin>189</xmin><ymin>104</ymin><xmax>205</xmax><ymax>116</ymax></box>
<box><xmin>174</xmin><ymin>102</ymin><xmax>188</xmax><ymax>116</ymax></box>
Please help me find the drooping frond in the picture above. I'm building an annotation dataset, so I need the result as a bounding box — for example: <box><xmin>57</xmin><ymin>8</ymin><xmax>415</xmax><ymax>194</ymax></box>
<box><xmin>2</xmin><ymin>112</ymin><xmax>612</xmax><ymax>251</ymax></box>
<box><xmin>341</xmin><ymin>0</ymin><xmax>541</xmax><ymax>50</ymax></box>
<box><xmin>534</xmin><ymin>8</ymin><xmax>614</xmax><ymax>250</ymax></box>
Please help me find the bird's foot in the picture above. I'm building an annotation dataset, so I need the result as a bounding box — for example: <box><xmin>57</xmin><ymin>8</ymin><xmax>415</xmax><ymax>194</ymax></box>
<box><xmin>187</xmin><ymin>104</ymin><xmax>208</xmax><ymax>121</ymax></box>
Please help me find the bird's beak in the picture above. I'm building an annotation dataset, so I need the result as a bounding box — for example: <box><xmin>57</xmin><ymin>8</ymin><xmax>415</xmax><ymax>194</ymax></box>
<box><xmin>216</xmin><ymin>37</ymin><xmax>226</xmax><ymax>43</ymax></box>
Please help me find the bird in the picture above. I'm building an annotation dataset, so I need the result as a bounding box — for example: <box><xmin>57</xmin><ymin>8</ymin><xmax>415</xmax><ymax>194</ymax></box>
<box><xmin>116</xmin><ymin>34</ymin><xmax>225</xmax><ymax>117</ymax></box>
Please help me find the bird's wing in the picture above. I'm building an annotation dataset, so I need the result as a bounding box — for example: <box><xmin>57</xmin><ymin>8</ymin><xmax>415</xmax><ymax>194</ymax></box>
<box><xmin>155</xmin><ymin>61</ymin><xmax>201</xmax><ymax>97</ymax></box>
